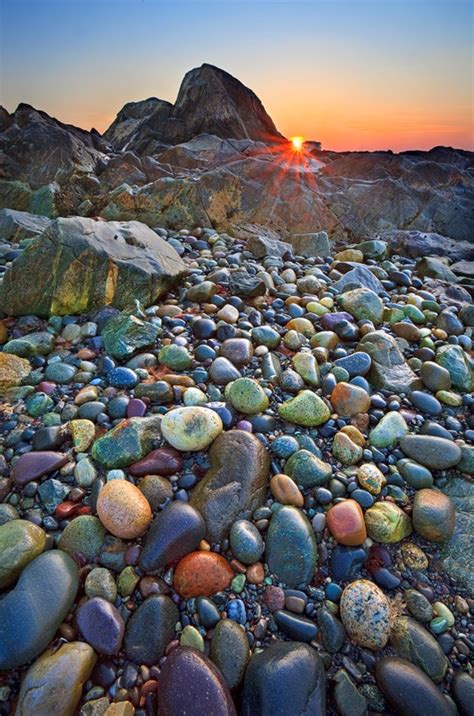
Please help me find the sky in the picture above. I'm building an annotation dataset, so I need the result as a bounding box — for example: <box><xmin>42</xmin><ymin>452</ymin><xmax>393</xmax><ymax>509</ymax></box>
<box><xmin>0</xmin><ymin>0</ymin><xmax>472</xmax><ymax>152</ymax></box>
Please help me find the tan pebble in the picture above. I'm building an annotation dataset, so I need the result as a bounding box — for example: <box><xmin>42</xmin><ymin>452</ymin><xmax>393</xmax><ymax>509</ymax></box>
<box><xmin>270</xmin><ymin>473</ymin><xmax>304</xmax><ymax>507</ymax></box>
<box><xmin>340</xmin><ymin>425</ymin><xmax>366</xmax><ymax>446</ymax></box>
<box><xmin>247</xmin><ymin>562</ymin><xmax>265</xmax><ymax>584</ymax></box>
<box><xmin>97</xmin><ymin>480</ymin><xmax>152</xmax><ymax>539</ymax></box>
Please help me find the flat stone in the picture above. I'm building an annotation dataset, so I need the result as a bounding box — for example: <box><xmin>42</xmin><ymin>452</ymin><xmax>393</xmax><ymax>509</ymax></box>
<box><xmin>124</xmin><ymin>595</ymin><xmax>178</xmax><ymax>665</ymax></box>
<box><xmin>15</xmin><ymin>642</ymin><xmax>96</xmax><ymax>716</ymax></box>
<box><xmin>266</xmin><ymin>506</ymin><xmax>317</xmax><ymax>587</ymax></box>
<box><xmin>339</xmin><ymin>288</ymin><xmax>384</xmax><ymax>323</ymax></box>
<box><xmin>0</xmin><ymin>550</ymin><xmax>79</xmax><ymax>668</ymax></box>
<box><xmin>102</xmin><ymin>314</ymin><xmax>160</xmax><ymax>360</ymax></box>
<box><xmin>440</xmin><ymin>477</ymin><xmax>474</xmax><ymax>594</ymax></box>
<box><xmin>139</xmin><ymin>501</ymin><xmax>206</xmax><ymax>572</ymax></box>
<box><xmin>158</xmin><ymin>647</ymin><xmax>236</xmax><ymax>716</ymax></box>
<box><xmin>11</xmin><ymin>451</ymin><xmax>69</xmax><ymax>485</ymax></box>
<box><xmin>400</xmin><ymin>435</ymin><xmax>462</xmax><ymax>470</ymax></box>
<box><xmin>241</xmin><ymin>640</ymin><xmax>326</xmax><ymax>716</ymax></box>
<box><xmin>190</xmin><ymin>430</ymin><xmax>270</xmax><ymax>543</ymax></box>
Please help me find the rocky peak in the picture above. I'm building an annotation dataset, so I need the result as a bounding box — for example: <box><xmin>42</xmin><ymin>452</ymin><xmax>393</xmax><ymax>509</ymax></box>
<box><xmin>104</xmin><ymin>63</ymin><xmax>285</xmax><ymax>153</ymax></box>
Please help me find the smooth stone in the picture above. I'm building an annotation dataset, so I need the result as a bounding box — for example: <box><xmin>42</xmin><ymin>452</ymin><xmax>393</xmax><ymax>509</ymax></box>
<box><xmin>91</xmin><ymin>415</ymin><xmax>161</xmax><ymax>468</ymax></box>
<box><xmin>15</xmin><ymin>642</ymin><xmax>96</xmax><ymax>716</ymax></box>
<box><xmin>405</xmin><ymin>589</ymin><xmax>433</xmax><ymax>622</ymax></box>
<box><xmin>0</xmin><ymin>550</ymin><xmax>79</xmax><ymax>668</ymax></box>
<box><xmin>209</xmin><ymin>357</ymin><xmax>241</xmax><ymax>385</ymax></box>
<box><xmin>390</xmin><ymin>616</ymin><xmax>448</xmax><ymax>682</ymax></box>
<box><xmin>58</xmin><ymin>515</ymin><xmax>105</xmax><ymax>561</ymax></box>
<box><xmin>285</xmin><ymin>449</ymin><xmax>332</xmax><ymax>488</ymax></box>
<box><xmin>317</xmin><ymin>607</ymin><xmax>346</xmax><ymax>653</ymax></box>
<box><xmin>409</xmin><ymin>390</ymin><xmax>442</xmax><ymax>416</ymax></box>
<box><xmin>161</xmin><ymin>406</ymin><xmax>223</xmax><ymax>451</ymax></box>
<box><xmin>158</xmin><ymin>647</ymin><xmax>236</xmax><ymax>716</ymax></box>
<box><xmin>274</xmin><ymin>610</ymin><xmax>318</xmax><ymax>642</ymax></box>
<box><xmin>357</xmin><ymin>463</ymin><xmax>386</xmax><ymax>494</ymax></box>
<box><xmin>412</xmin><ymin>488</ymin><xmax>456</xmax><ymax>542</ymax></box>
<box><xmin>334</xmin><ymin>352</ymin><xmax>371</xmax><ymax>376</ymax></box>
<box><xmin>375</xmin><ymin>657</ymin><xmax>452</xmax><ymax>716</ymax></box>
<box><xmin>439</xmin><ymin>477</ymin><xmax>473</xmax><ymax>593</ymax></box>
<box><xmin>76</xmin><ymin>597</ymin><xmax>125</xmax><ymax>656</ymax></box>
<box><xmin>241</xmin><ymin>640</ymin><xmax>326</xmax><ymax>716</ymax></box>
<box><xmin>420</xmin><ymin>361</ymin><xmax>451</xmax><ymax>392</ymax></box>
<box><xmin>326</xmin><ymin>500</ymin><xmax>367</xmax><ymax>545</ymax></box>
<box><xmin>230</xmin><ymin>519</ymin><xmax>264</xmax><ymax>565</ymax></box>
<box><xmin>332</xmin><ymin>432</ymin><xmax>363</xmax><ymax>465</ymax></box>
<box><xmin>452</xmin><ymin>672</ymin><xmax>474</xmax><ymax>716</ymax></box>
<box><xmin>180</xmin><ymin>624</ymin><xmax>205</xmax><ymax>651</ymax></box>
<box><xmin>0</xmin><ymin>352</ymin><xmax>31</xmax><ymax>391</ymax></box>
<box><xmin>266</xmin><ymin>506</ymin><xmax>318</xmax><ymax>587</ymax></box>
<box><xmin>364</xmin><ymin>502</ymin><xmax>412</xmax><ymax>543</ymax></box>
<box><xmin>339</xmin><ymin>288</ymin><xmax>384</xmax><ymax>323</ymax></box>
<box><xmin>278</xmin><ymin>390</ymin><xmax>330</xmax><ymax>427</ymax></box>
<box><xmin>74</xmin><ymin>457</ymin><xmax>97</xmax><ymax>487</ymax></box>
<box><xmin>400</xmin><ymin>434</ymin><xmax>461</xmax><ymax>470</ymax></box>
<box><xmin>129</xmin><ymin>446</ymin><xmax>182</xmax><ymax>477</ymax></box>
<box><xmin>226</xmin><ymin>377</ymin><xmax>269</xmax><ymax>414</ymax></box>
<box><xmin>0</xmin><ymin>519</ymin><xmax>46</xmax><ymax>589</ymax></box>
<box><xmin>397</xmin><ymin>459</ymin><xmax>433</xmax><ymax>489</ymax></box>
<box><xmin>138</xmin><ymin>474</ymin><xmax>173</xmax><ymax>509</ymax></box>
<box><xmin>330</xmin><ymin>545</ymin><xmax>367</xmax><ymax>582</ymax></box>
<box><xmin>340</xmin><ymin>579</ymin><xmax>391</xmax><ymax>650</ymax></box>
<box><xmin>292</xmin><ymin>352</ymin><xmax>320</xmax><ymax>386</ymax></box>
<box><xmin>85</xmin><ymin>567</ymin><xmax>117</xmax><ymax>602</ymax></box>
<box><xmin>124</xmin><ymin>595</ymin><xmax>178</xmax><ymax>665</ymax></box>
<box><xmin>436</xmin><ymin>344</ymin><xmax>473</xmax><ymax>391</ymax></box>
<box><xmin>220</xmin><ymin>338</ymin><xmax>254</xmax><ymax>366</ymax></box>
<box><xmin>190</xmin><ymin>430</ymin><xmax>270</xmax><ymax>543</ymax></box>
<box><xmin>369</xmin><ymin>412</ymin><xmax>408</xmax><ymax>448</ymax></box>
<box><xmin>173</xmin><ymin>551</ymin><xmax>234</xmax><ymax>597</ymax></box>
<box><xmin>330</xmin><ymin>382</ymin><xmax>370</xmax><ymax>417</ymax></box>
<box><xmin>210</xmin><ymin>619</ymin><xmax>250</xmax><ymax>689</ymax></box>
<box><xmin>334</xmin><ymin>669</ymin><xmax>368</xmax><ymax>716</ymax></box>
<box><xmin>97</xmin><ymin>480</ymin><xmax>152</xmax><ymax>539</ymax></box>
<box><xmin>158</xmin><ymin>343</ymin><xmax>193</xmax><ymax>370</ymax></box>
<box><xmin>270</xmin><ymin>473</ymin><xmax>304</xmax><ymax>507</ymax></box>
<box><xmin>11</xmin><ymin>451</ymin><xmax>69</xmax><ymax>485</ymax></box>
<box><xmin>139</xmin><ymin>501</ymin><xmax>206</xmax><ymax>572</ymax></box>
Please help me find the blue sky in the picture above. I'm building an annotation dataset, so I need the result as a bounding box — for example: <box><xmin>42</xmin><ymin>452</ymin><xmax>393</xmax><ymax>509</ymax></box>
<box><xmin>0</xmin><ymin>0</ymin><xmax>472</xmax><ymax>150</ymax></box>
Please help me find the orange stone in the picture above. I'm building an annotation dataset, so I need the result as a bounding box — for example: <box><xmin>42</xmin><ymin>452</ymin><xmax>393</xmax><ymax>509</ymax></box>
<box><xmin>96</xmin><ymin>480</ymin><xmax>152</xmax><ymax>539</ymax></box>
<box><xmin>330</xmin><ymin>382</ymin><xmax>371</xmax><ymax>417</ymax></box>
<box><xmin>270</xmin><ymin>474</ymin><xmax>304</xmax><ymax>507</ymax></box>
<box><xmin>246</xmin><ymin>562</ymin><xmax>265</xmax><ymax>584</ymax></box>
<box><xmin>326</xmin><ymin>500</ymin><xmax>367</xmax><ymax>546</ymax></box>
<box><xmin>173</xmin><ymin>551</ymin><xmax>234</xmax><ymax>598</ymax></box>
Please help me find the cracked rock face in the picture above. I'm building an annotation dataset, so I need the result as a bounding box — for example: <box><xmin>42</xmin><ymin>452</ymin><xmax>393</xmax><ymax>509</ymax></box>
<box><xmin>0</xmin><ymin>216</ymin><xmax>187</xmax><ymax>316</ymax></box>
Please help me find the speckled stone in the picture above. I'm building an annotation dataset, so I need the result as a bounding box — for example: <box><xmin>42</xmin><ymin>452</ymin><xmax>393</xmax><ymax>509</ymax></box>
<box><xmin>278</xmin><ymin>390</ymin><xmax>330</xmax><ymax>427</ymax></box>
<box><xmin>340</xmin><ymin>579</ymin><xmax>391</xmax><ymax>650</ymax></box>
<box><xmin>389</xmin><ymin>616</ymin><xmax>448</xmax><ymax>682</ymax></box>
<box><xmin>161</xmin><ymin>406</ymin><xmax>223</xmax><ymax>451</ymax></box>
<box><xmin>124</xmin><ymin>595</ymin><xmax>178</xmax><ymax>665</ymax></box>
<box><xmin>97</xmin><ymin>480</ymin><xmax>152</xmax><ymax>539</ymax></box>
<box><xmin>364</xmin><ymin>502</ymin><xmax>412</xmax><ymax>543</ymax></box>
<box><xmin>173</xmin><ymin>551</ymin><xmax>234</xmax><ymax>597</ymax></box>
<box><xmin>211</xmin><ymin>619</ymin><xmax>250</xmax><ymax>690</ymax></box>
<box><xmin>412</xmin><ymin>489</ymin><xmax>456</xmax><ymax>542</ymax></box>
<box><xmin>0</xmin><ymin>519</ymin><xmax>46</xmax><ymax>589</ymax></box>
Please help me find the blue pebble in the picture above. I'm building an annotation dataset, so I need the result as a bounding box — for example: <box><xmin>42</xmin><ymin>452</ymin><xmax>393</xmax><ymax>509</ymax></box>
<box><xmin>325</xmin><ymin>583</ymin><xmax>343</xmax><ymax>603</ymax></box>
<box><xmin>331</xmin><ymin>545</ymin><xmax>367</xmax><ymax>582</ymax></box>
<box><xmin>227</xmin><ymin>599</ymin><xmax>247</xmax><ymax>624</ymax></box>
<box><xmin>107</xmin><ymin>367</ymin><xmax>139</xmax><ymax>389</ymax></box>
<box><xmin>270</xmin><ymin>436</ymin><xmax>299</xmax><ymax>459</ymax></box>
<box><xmin>373</xmin><ymin>568</ymin><xmax>401</xmax><ymax>590</ymax></box>
<box><xmin>351</xmin><ymin>489</ymin><xmax>375</xmax><ymax>508</ymax></box>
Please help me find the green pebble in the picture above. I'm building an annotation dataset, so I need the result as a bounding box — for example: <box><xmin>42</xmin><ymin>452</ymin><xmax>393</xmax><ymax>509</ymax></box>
<box><xmin>430</xmin><ymin>617</ymin><xmax>448</xmax><ymax>634</ymax></box>
<box><xmin>231</xmin><ymin>574</ymin><xmax>246</xmax><ymax>593</ymax></box>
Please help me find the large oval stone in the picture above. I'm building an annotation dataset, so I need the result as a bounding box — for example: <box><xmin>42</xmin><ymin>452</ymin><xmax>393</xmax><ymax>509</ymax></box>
<box><xmin>0</xmin><ymin>519</ymin><xmax>46</xmax><ymax>589</ymax></box>
<box><xmin>241</xmin><ymin>640</ymin><xmax>326</xmax><ymax>716</ymax></box>
<box><xmin>376</xmin><ymin>657</ymin><xmax>453</xmax><ymax>716</ymax></box>
<box><xmin>158</xmin><ymin>647</ymin><xmax>236</xmax><ymax>716</ymax></box>
<box><xmin>0</xmin><ymin>550</ymin><xmax>79</xmax><ymax>668</ymax></box>
<box><xmin>124</xmin><ymin>595</ymin><xmax>178</xmax><ymax>664</ymax></box>
<box><xmin>76</xmin><ymin>596</ymin><xmax>125</xmax><ymax>656</ymax></box>
<box><xmin>15</xmin><ymin>642</ymin><xmax>96</xmax><ymax>716</ymax></box>
<box><xmin>266</xmin><ymin>506</ymin><xmax>317</xmax><ymax>587</ymax></box>
<box><xmin>190</xmin><ymin>430</ymin><xmax>270</xmax><ymax>543</ymax></box>
<box><xmin>139</xmin><ymin>501</ymin><xmax>206</xmax><ymax>573</ymax></box>
<box><xmin>340</xmin><ymin>579</ymin><xmax>390</xmax><ymax>650</ymax></box>
<box><xmin>400</xmin><ymin>435</ymin><xmax>462</xmax><ymax>470</ymax></box>
<box><xmin>161</xmin><ymin>407</ymin><xmax>223</xmax><ymax>451</ymax></box>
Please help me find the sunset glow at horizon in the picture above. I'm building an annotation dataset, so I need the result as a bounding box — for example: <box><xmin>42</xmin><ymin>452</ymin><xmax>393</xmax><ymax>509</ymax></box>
<box><xmin>290</xmin><ymin>136</ymin><xmax>305</xmax><ymax>151</ymax></box>
<box><xmin>0</xmin><ymin>0</ymin><xmax>472</xmax><ymax>153</ymax></box>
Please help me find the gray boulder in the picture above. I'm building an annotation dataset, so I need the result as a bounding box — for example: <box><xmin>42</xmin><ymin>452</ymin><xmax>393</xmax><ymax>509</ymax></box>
<box><xmin>0</xmin><ymin>209</ymin><xmax>51</xmax><ymax>242</ymax></box>
<box><xmin>0</xmin><ymin>216</ymin><xmax>186</xmax><ymax>316</ymax></box>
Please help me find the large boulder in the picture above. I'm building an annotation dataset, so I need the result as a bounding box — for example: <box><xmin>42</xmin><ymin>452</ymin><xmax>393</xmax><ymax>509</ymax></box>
<box><xmin>0</xmin><ymin>208</ymin><xmax>51</xmax><ymax>242</ymax></box>
<box><xmin>0</xmin><ymin>216</ymin><xmax>186</xmax><ymax>316</ymax></box>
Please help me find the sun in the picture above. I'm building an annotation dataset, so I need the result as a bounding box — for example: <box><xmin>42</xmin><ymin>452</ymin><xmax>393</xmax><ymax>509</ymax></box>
<box><xmin>290</xmin><ymin>136</ymin><xmax>304</xmax><ymax>151</ymax></box>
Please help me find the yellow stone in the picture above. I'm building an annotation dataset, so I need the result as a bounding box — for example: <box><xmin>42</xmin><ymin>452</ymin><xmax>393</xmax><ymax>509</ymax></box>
<box><xmin>69</xmin><ymin>419</ymin><xmax>96</xmax><ymax>452</ymax></box>
<box><xmin>74</xmin><ymin>385</ymin><xmax>99</xmax><ymax>405</ymax></box>
<box><xmin>285</xmin><ymin>318</ymin><xmax>316</xmax><ymax>337</ymax></box>
<box><xmin>0</xmin><ymin>322</ymin><xmax>8</xmax><ymax>343</ymax></box>
<box><xmin>400</xmin><ymin>542</ymin><xmax>429</xmax><ymax>570</ymax></box>
<box><xmin>341</xmin><ymin>425</ymin><xmax>366</xmax><ymax>447</ymax></box>
<box><xmin>0</xmin><ymin>353</ymin><xmax>31</xmax><ymax>393</ymax></box>
<box><xmin>105</xmin><ymin>704</ymin><xmax>135</xmax><ymax>716</ymax></box>
<box><xmin>334</xmin><ymin>249</ymin><xmax>363</xmax><ymax>263</ymax></box>
<box><xmin>357</xmin><ymin>463</ymin><xmax>386</xmax><ymax>495</ymax></box>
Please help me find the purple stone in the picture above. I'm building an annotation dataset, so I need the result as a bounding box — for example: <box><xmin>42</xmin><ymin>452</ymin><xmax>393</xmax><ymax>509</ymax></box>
<box><xmin>76</xmin><ymin>597</ymin><xmax>124</xmax><ymax>656</ymax></box>
<box><xmin>127</xmin><ymin>398</ymin><xmax>147</xmax><ymax>418</ymax></box>
<box><xmin>320</xmin><ymin>312</ymin><xmax>353</xmax><ymax>330</ymax></box>
<box><xmin>12</xmin><ymin>452</ymin><xmax>69</xmax><ymax>485</ymax></box>
<box><xmin>236</xmin><ymin>420</ymin><xmax>253</xmax><ymax>433</ymax></box>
